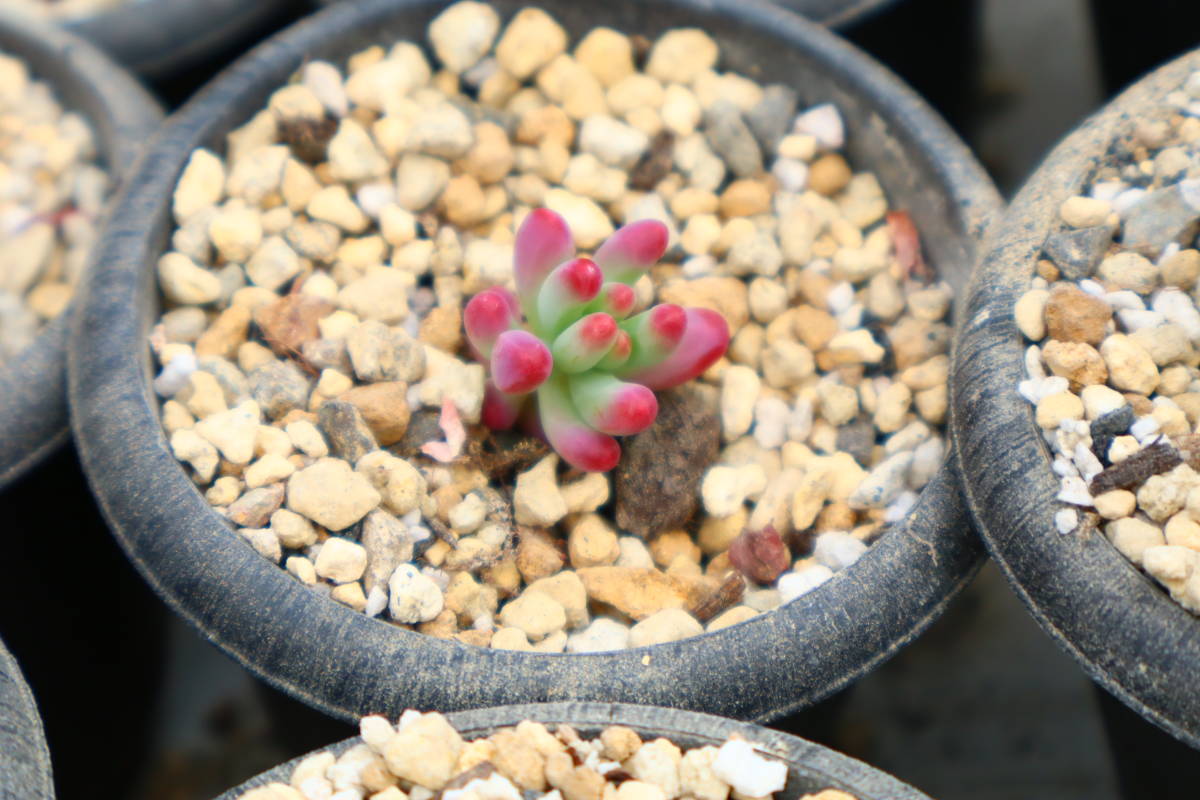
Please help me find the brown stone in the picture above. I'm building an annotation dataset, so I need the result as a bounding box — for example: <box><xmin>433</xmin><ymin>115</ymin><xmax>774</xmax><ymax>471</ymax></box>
<box><xmin>419</xmin><ymin>306</ymin><xmax>464</xmax><ymax>354</ymax></box>
<box><xmin>195</xmin><ymin>305</ymin><xmax>251</xmax><ymax>360</ymax></box>
<box><xmin>1042</xmin><ymin>340</ymin><xmax>1108</xmax><ymax>390</ymax></box>
<box><xmin>254</xmin><ymin>293</ymin><xmax>336</xmax><ymax>357</ymax></box>
<box><xmin>575</xmin><ymin>566</ymin><xmax>690</xmax><ymax>620</ymax></box>
<box><xmin>807</xmin><ymin>153</ymin><xmax>852</xmax><ymax>196</ymax></box>
<box><xmin>718</xmin><ymin>179</ymin><xmax>771</xmax><ymax>217</ymax></box>
<box><xmin>339</xmin><ymin>381</ymin><xmax>411</xmax><ymax>445</ymax></box>
<box><xmin>515</xmin><ymin>527</ymin><xmax>565</xmax><ymax>583</ymax></box>
<box><xmin>792</xmin><ymin>304</ymin><xmax>838</xmax><ymax>352</ymax></box>
<box><xmin>1043</xmin><ymin>284</ymin><xmax>1112</xmax><ymax>345</ymax></box>
<box><xmin>615</xmin><ymin>386</ymin><xmax>720</xmax><ymax>538</ymax></box>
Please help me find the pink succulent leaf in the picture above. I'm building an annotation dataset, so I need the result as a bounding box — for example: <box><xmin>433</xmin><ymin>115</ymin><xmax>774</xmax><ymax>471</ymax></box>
<box><xmin>593</xmin><ymin>219</ymin><xmax>670</xmax><ymax>285</ymax></box>
<box><xmin>515</xmin><ymin>208</ymin><xmax>575</xmax><ymax>304</ymax></box>
<box><xmin>491</xmin><ymin>329</ymin><xmax>553</xmax><ymax>395</ymax></box>
<box><xmin>594</xmin><ymin>329</ymin><xmax>632</xmax><ymax>371</ymax></box>
<box><xmin>620</xmin><ymin>307</ymin><xmax>730</xmax><ymax>390</ymax></box>
<box><xmin>464</xmin><ymin>287</ymin><xmax>519</xmax><ymax>360</ymax></box>
<box><xmin>552</xmin><ymin>312</ymin><xmax>619</xmax><ymax>374</ymax></box>
<box><xmin>481</xmin><ymin>380</ymin><xmax>524</xmax><ymax>430</ymax></box>
<box><xmin>568</xmin><ymin>372</ymin><xmax>658</xmax><ymax>436</ymax></box>
<box><xmin>420</xmin><ymin>398</ymin><xmax>467</xmax><ymax>463</ymax></box>
<box><xmin>584</xmin><ymin>282</ymin><xmax>637</xmax><ymax>320</ymax></box>
<box><xmin>535</xmin><ymin>257</ymin><xmax>603</xmax><ymax>337</ymax></box>
<box><xmin>537</xmin><ymin>376</ymin><xmax>621</xmax><ymax>472</ymax></box>
<box><xmin>618</xmin><ymin>303</ymin><xmax>687</xmax><ymax>372</ymax></box>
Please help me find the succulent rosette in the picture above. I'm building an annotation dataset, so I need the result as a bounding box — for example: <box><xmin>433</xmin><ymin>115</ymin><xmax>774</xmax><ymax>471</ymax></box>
<box><xmin>464</xmin><ymin>208</ymin><xmax>730</xmax><ymax>472</ymax></box>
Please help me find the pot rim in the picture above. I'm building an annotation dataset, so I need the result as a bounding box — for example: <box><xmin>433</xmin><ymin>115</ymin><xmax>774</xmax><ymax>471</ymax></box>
<box><xmin>69</xmin><ymin>0</ymin><xmax>998</xmax><ymax>722</ymax></box>
<box><xmin>214</xmin><ymin>701</ymin><xmax>931</xmax><ymax>800</ymax></box>
<box><xmin>0</xmin><ymin>635</ymin><xmax>53</xmax><ymax>800</ymax></box>
<box><xmin>0</xmin><ymin>8</ymin><xmax>161</xmax><ymax>490</ymax></box>
<box><xmin>61</xmin><ymin>0</ymin><xmax>295</xmax><ymax>79</ymax></box>
<box><xmin>952</xmin><ymin>49</ymin><xmax>1200</xmax><ymax>748</ymax></box>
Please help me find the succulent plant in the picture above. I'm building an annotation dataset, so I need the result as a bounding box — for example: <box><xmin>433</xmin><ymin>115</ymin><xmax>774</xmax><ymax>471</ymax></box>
<box><xmin>464</xmin><ymin>208</ymin><xmax>730</xmax><ymax>473</ymax></box>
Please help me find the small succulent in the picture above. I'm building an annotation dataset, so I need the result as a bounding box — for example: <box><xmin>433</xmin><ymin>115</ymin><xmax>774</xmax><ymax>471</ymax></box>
<box><xmin>464</xmin><ymin>208</ymin><xmax>730</xmax><ymax>473</ymax></box>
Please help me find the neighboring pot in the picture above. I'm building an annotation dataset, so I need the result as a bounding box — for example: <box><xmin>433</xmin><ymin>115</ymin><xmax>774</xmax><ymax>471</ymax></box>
<box><xmin>60</xmin><ymin>0</ymin><xmax>298</xmax><ymax>80</ymax></box>
<box><xmin>773</xmin><ymin>0</ymin><xmax>892</xmax><ymax>28</ymax></box>
<box><xmin>70</xmin><ymin>0</ymin><xmax>999</xmax><ymax>722</ymax></box>
<box><xmin>216</xmin><ymin>702</ymin><xmax>932</xmax><ymax>800</ymax></box>
<box><xmin>0</xmin><ymin>635</ymin><xmax>53</xmax><ymax>800</ymax></box>
<box><xmin>0</xmin><ymin>10</ymin><xmax>161</xmax><ymax>490</ymax></box>
<box><xmin>952</xmin><ymin>50</ymin><xmax>1200</xmax><ymax>747</ymax></box>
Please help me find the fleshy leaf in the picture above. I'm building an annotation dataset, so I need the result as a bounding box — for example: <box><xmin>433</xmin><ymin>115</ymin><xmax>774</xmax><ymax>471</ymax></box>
<box><xmin>593</xmin><ymin>219</ymin><xmax>670</xmax><ymax>285</ymax></box>
<box><xmin>515</xmin><ymin>208</ymin><xmax>575</xmax><ymax>307</ymax></box>
<box><xmin>568</xmin><ymin>372</ymin><xmax>658</xmax><ymax>436</ymax></box>
<box><xmin>538</xmin><ymin>375</ymin><xmax>621</xmax><ymax>472</ymax></box>
<box><xmin>620</xmin><ymin>307</ymin><xmax>729</xmax><ymax>390</ymax></box>
<box><xmin>491</xmin><ymin>329</ymin><xmax>553</xmax><ymax>395</ymax></box>
<box><xmin>464</xmin><ymin>287</ymin><xmax>519</xmax><ymax>359</ymax></box>
<box><xmin>535</xmin><ymin>257</ymin><xmax>603</xmax><ymax>337</ymax></box>
<box><xmin>619</xmin><ymin>303</ymin><xmax>687</xmax><ymax>372</ymax></box>
<box><xmin>481</xmin><ymin>380</ymin><xmax>524</xmax><ymax>430</ymax></box>
<box><xmin>594</xmin><ymin>330</ymin><xmax>632</xmax><ymax>371</ymax></box>
<box><xmin>552</xmin><ymin>312</ymin><xmax>619</xmax><ymax>373</ymax></box>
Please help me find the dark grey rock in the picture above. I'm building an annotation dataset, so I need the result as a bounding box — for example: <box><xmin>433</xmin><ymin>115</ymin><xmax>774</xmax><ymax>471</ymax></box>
<box><xmin>1092</xmin><ymin>404</ymin><xmax>1135</xmax><ymax>463</ymax></box>
<box><xmin>318</xmin><ymin>400</ymin><xmax>378</xmax><ymax>464</ymax></box>
<box><xmin>361</xmin><ymin>509</ymin><xmax>414</xmax><ymax>594</ymax></box>
<box><xmin>1043</xmin><ymin>225</ymin><xmax>1113</xmax><ymax>280</ymax></box>
<box><xmin>704</xmin><ymin>100</ymin><xmax>763</xmax><ymax>179</ymax></box>
<box><xmin>248</xmin><ymin>359</ymin><xmax>311</xmax><ymax>419</ymax></box>
<box><xmin>745</xmin><ymin>84</ymin><xmax>798</xmax><ymax>153</ymax></box>
<box><xmin>1121</xmin><ymin>179</ymin><xmax>1200</xmax><ymax>256</ymax></box>
<box><xmin>301</xmin><ymin>338</ymin><xmax>353</xmax><ymax>374</ymax></box>
<box><xmin>837</xmin><ymin>416</ymin><xmax>877</xmax><ymax>468</ymax></box>
<box><xmin>198</xmin><ymin>356</ymin><xmax>250</xmax><ymax>404</ymax></box>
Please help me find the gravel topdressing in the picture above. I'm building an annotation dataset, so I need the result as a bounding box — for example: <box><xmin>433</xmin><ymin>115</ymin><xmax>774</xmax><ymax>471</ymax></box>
<box><xmin>153</xmin><ymin>2</ymin><xmax>951</xmax><ymax>652</ymax></box>
<box><xmin>1015</xmin><ymin>68</ymin><xmax>1200</xmax><ymax>614</ymax></box>
<box><xmin>0</xmin><ymin>50</ymin><xmax>110</xmax><ymax>362</ymax></box>
<box><xmin>233</xmin><ymin>710</ymin><xmax>858</xmax><ymax>800</ymax></box>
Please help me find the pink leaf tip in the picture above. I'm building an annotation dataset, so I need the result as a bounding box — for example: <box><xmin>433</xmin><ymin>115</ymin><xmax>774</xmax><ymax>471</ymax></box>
<box><xmin>491</xmin><ymin>329</ymin><xmax>553</xmax><ymax>395</ymax></box>
<box><xmin>594</xmin><ymin>219</ymin><xmax>670</xmax><ymax>284</ymax></box>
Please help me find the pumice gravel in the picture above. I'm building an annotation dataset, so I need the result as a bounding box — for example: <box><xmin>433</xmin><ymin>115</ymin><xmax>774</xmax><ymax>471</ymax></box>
<box><xmin>154</xmin><ymin>1</ymin><xmax>952</xmax><ymax>651</ymax></box>
<box><xmin>0</xmin><ymin>49</ymin><xmax>110</xmax><ymax>362</ymax></box>
<box><xmin>1016</xmin><ymin>68</ymin><xmax>1200</xmax><ymax>615</ymax></box>
<box><xmin>233</xmin><ymin>709</ymin><xmax>857</xmax><ymax>800</ymax></box>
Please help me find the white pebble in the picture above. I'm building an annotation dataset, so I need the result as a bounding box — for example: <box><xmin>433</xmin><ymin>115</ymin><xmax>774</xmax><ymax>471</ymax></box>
<box><xmin>1090</xmin><ymin>180</ymin><xmax>1125</xmax><ymax>203</ymax></box>
<box><xmin>753</xmin><ymin>396</ymin><xmax>789</xmax><ymax>449</ymax></box>
<box><xmin>1073</xmin><ymin>441</ymin><xmax>1104</xmax><ymax>482</ymax></box>
<box><xmin>825</xmin><ymin>281</ymin><xmax>854</xmax><ymax>313</ymax></box>
<box><xmin>1114</xmin><ymin>188</ymin><xmax>1147</xmax><ymax>216</ymax></box>
<box><xmin>1130</xmin><ymin>416</ymin><xmax>1161</xmax><ymax>440</ymax></box>
<box><xmin>883</xmin><ymin>490</ymin><xmax>919</xmax><ymax>523</ymax></box>
<box><xmin>1153</xmin><ymin>289</ymin><xmax>1200</xmax><ymax>340</ymax></box>
<box><xmin>1055</xmin><ymin>508</ymin><xmax>1079</xmax><ymax>534</ymax></box>
<box><xmin>835</xmin><ymin>302</ymin><xmax>863</xmax><ymax>330</ymax></box>
<box><xmin>771</xmin><ymin>158</ymin><xmax>808</xmax><ymax>192</ymax></box>
<box><xmin>154</xmin><ymin>351</ymin><xmax>197</xmax><ymax>396</ymax></box>
<box><xmin>711</xmin><ymin>739</ymin><xmax>788</xmax><ymax>798</ymax></box>
<box><xmin>1025</xmin><ymin>345</ymin><xmax>1045</xmax><ymax>380</ymax></box>
<box><xmin>1116</xmin><ymin>309</ymin><xmax>1164</xmax><ymax>332</ymax></box>
<box><xmin>1105</xmin><ymin>290</ymin><xmax>1145</xmax><ymax>311</ymax></box>
<box><xmin>364</xmin><ymin>585</ymin><xmax>387</xmax><ymax>618</ymax></box>
<box><xmin>813</xmin><ymin>531</ymin><xmax>868</xmax><ymax>571</ymax></box>
<box><xmin>777</xmin><ymin>566</ymin><xmax>833</xmax><ymax>602</ymax></box>
<box><xmin>791</xmin><ymin>103</ymin><xmax>844</xmax><ymax>150</ymax></box>
<box><xmin>1052</xmin><ymin>455</ymin><xmax>1079</xmax><ymax>479</ymax></box>
<box><xmin>1056</xmin><ymin>476</ymin><xmax>1094</xmax><ymax>507</ymax></box>
<box><xmin>1078</xmin><ymin>279</ymin><xmax>1106</xmax><ymax>297</ymax></box>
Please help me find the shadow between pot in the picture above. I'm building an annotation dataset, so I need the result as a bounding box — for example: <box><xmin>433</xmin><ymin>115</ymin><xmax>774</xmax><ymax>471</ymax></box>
<box><xmin>0</xmin><ymin>9</ymin><xmax>162</xmax><ymax>491</ymax></box>
<box><xmin>214</xmin><ymin>702</ymin><xmax>933</xmax><ymax>800</ymax></box>
<box><xmin>952</xmin><ymin>49</ymin><xmax>1200</xmax><ymax>747</ymax></box>
<box><xmin>0</xmin><ymin>635</ymin><xmax>53</xmax><ymax>800</ymax></box>
<box><xmin>69</xmin><ymin>0</ymin><xmax>998</xmax><ymax>723</ymax></box>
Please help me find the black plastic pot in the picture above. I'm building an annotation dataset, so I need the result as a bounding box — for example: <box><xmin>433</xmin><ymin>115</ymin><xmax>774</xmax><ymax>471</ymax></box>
<box><xmin>60</xmin><ymin>0</ymin><xmax>299</xmax><ymax>81</ymax></box>
<box><xmin>70</xmin><ymin>0</ymin><xmax>999</xmax><ymax>723</ymax></box>
<box><xmin>0</xmin><ymin>10</ymin><xmax>161</xmax><ymax>490</ymax></box>
<box><xmin>0</xmin><ymin>636</ymin><xmax>52</xmax><ymax>800</ymax></box>
<box><xmin>952</xmin><ymin>49</ymin><xmax>1200</xmax><ymax>748</ymax></box>
<box><xmin>216</xmin><ymin>702</ymin><xmax>933</xmax><ymax>800</ymax></box>
<box><xmin>773</xmin><ymin>0</ymin><xmax>893</xmax><ymax>27</ymax></box>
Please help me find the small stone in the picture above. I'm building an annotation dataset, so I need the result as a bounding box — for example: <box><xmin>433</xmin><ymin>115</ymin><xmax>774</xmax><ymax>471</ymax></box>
<box><xmin>628</xmin><ymin>608</ymin><xmax>703</xmax><ymax>647</ymax></box>
<box><xmin>272</xmin><ymin>508</ymin><xmax>318</xmax><ymax>549</ymax></box>
<box><xmin>195</xmin><ymin>400</ymin><xmax>262</xmax><ymax>465</ymax></box>
<box><xmin>287</xmin><ymin>457</ymin><xmax>381</xmax><ymax>530</ymax></box>
<box><xmin>340</xmin><ymin>382</ymin><xmax>411</xmax><ymax>446</ymax></box>
<box><xmin>1097</xmin><ymin>251</ymin><xmax>1159</xmax><ymax>294</ymax></box>
<box><xmin>388</xmin><ymin>564</ymin><xmax>446</xmax><ymax>624</ymax></box>
<box><xmin>157</xmin><ymin>252</ymin><xmax>221</xmax><ymax>305</ymax></box>
<box><xmin>397</xmin><ymin>154</ymin><xmax>452</xmax><ymax>211</ymax></box>
<box><xmin>286</xmin><ymin>419</ymin><xmax>329</xmax><ymax>458</ymax></box>
<box><xmin>745</xmin><ymin>84</ymin><xmax>798</xmax><ymax>152</ymax></box>
<box><xmin>318</xmin><ymin>400</ymin><xmax>379</xmax><ymax>464</ymax></box>
<box><xmin>381</xmin><ymin>712</ymin><xmax>463</xmax><ymax>789</ymax></box>
<box><xmin>807</xmin><ymin>153</ymin><xmax>851</xmax><ymax>196</ymax></box>
<box><xmin>513</xmin><ymin>455</ymin><xmax>567</xmax><ymax>527</ymax></box>
<box><xmin>227</xmin><ymin>484</ymin><xmax>286</xmax><ymax>528</ymax></box>
<box><xmin>847</xmin><ymin>452</ymin><xmax>913</xmax><ymax>510</ymax></box>
<box><xmin>1043</xmin><ymin>226</ymin><xmax>1112</xmax><ymax>280</ymax></box>
<box><xmin>1105</xmin><ymin>517</ymin><xmax>1166</xmax><ymax>566</ymax></box>
<box><xmin>499</xmin><ymin>590</ymin><xmax>567</xmax><ymax>641</ymax></box>
<box><xmin>578</xmin><ymin>116</ymin><xmax>650</xmax><ymax>170</ymax></box>
<box><xmin>361</xmin><ymin>509</ymin><xmax>413</xmax><ymax>593</ymax></box>
<box><xmin>285</xmin><ymin>556</ymin><xmax>317</xmax><ymax>585</ymax></box>
<box><xmin>239</xmin><ymin>528</ymin><xmax>282</xmax><ymax>563</ymax></box>
<box><xmin>645</xmin><ymin>30</ymin><xmax>719</xmax><ymax>84</ymax></box>
<box><xmin>1035</xmin><ymin>391</ymin><xmax>1084</xmax><ymax>430</ymax></box>
<box><xmin>576</xmin><ymin>566</ymin><xmax>695</xmax><ymax>620</ymax></box>
<box><xmin>245</xmin><ymin>453</ymin><xmax>296</xmax><ymax>488</ymax></box>
<box><xmin>543</xmin><ymin>188</ymin><xmax>614</xmax><ymax>250</ymax></box>
<box><xmin>560</xmin><ymin>472</ymin><xmax>610</xmax><ymax>513</ymax></box>
<box><xmin>1014</xmin><ymin>289</ymin><xmax>1049</xmax><ymax>340</ymax></box>
<box><xmin>356</xmin><ymin>451</ymin><xmax>427</xmax><ymax>516</ymax></box>
<box><xmin>566</xmin><ymin>617</ymin><xmax>630</xmax><ymax>653</ymax></box>
<box><xmin>495</xmin><ymin>7</ymin><xmax>568</xmax><ymax>79</ymax></box>
<box><xmin>793</xmin><ymin>103</ymin><xmax>844</xmax><ymax>150</ymax></box>
<box><xmin>1120</xmin><ymin>181</ymin><xmax>1200</xmax><ymax>256</ymax></box>
<box><xmin>711</xmin><ymin>739</ymin><xmax>786</xmax><ymax>798</ymax></box>
<box><xmin>327</xmin><ymin>118</ymin><xmax>388</xmax><ymax>183</ymax></box>
<box><xmin>1060</xmin><ymin>195</ymin><xmax>1113</xmax><ymax>228</ymax></box>
<box><xmin>721</xmin><ymin>366</ymin><xmax>760</xmax><ymax>441</ymax></box>
<box><xmin>1100</xmin><ymin>334</ymin><xmax>1159</xmax><ymax>394</ymax></box>
<box><xmin>568</xmin><ymin>514</ymin><xmax>620</xmax><ymax>568</ymax></box>
<box><xmin>314</xmin><ymin>537</ymin><xmax>368</xmax><ymax>583</ymax></box>
<box><xmin>704</xmin><ymin>101</ymin><xmax>762</xmax><ymax>179</ymax></box>
<box><xmin>249</xmin><ymin>360</ymin><xmax>310</xmax><ymax>420</ymax></box>
<box><xmin>171</xmin><ymin>429</ymin><xmax>219</xmax><ymax>483</ymax></box>
<box><xmin>1041</xmin><ymin>340</ymin><xmax>1107</xmax><ymax>389</ymax></box>
<box><xmin>173</xmin><ymin>148</ymin><xmax>225</xmax><ymax>222</ymax></box>
<box><xmin>1094</xmin><ymin>489</ymin><xmax>1136</xmax><ymax>519</ymax></box>
<box><xmin>307</xmin><ymin>185</ymin><xmax>370</xmax><ymax>233</ymax></box>
<box><xmin>428</xmin><ymin>1</ymin><xmax>500</xmax><ymax>73</ymax></box>
<box><xmin>338</xmin><ymin>269</ymin><xmax>415</xmax><ymax>324</ymax></box>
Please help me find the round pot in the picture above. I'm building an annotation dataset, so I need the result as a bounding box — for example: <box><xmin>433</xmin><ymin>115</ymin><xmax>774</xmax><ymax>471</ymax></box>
<box><xmin>0</xmin><ymin>9</ymin><xmax>161</xmax><ymax>490</ymax></box>
<box><xmin>215</xmin><ymin>702</ymin><xmax>932</xmax><ymax>800</ymax></box>
<box><xmin>952</xmin><ymin>49</ymin><xmax>1200</xmax><ymax>747</ymax></box>
<box><xmin>773</xmin><ymin>0</ymin><xmax>893</xmax><ymax>28</ymax></box>
<box><xmin>70</xmin><ymin>0</ymin><xmax>999</xmax><ymax>722</ymax></box>
<box><xmin>0</xmin><ymin>635</ymin><xmax>53</xmax><ymax>800</ymax></box>
<box><xmin>60</xmin><ymin>0</ymin><xmax>299</xmax><ymax>80</ymax></box>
